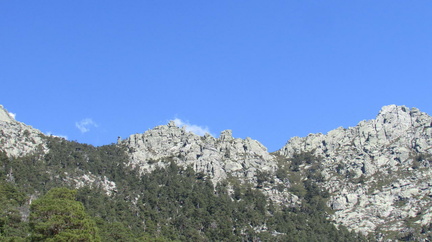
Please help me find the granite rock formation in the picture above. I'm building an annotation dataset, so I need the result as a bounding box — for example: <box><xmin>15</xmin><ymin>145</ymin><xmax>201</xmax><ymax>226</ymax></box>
<box><xmin>120</xmin><ymin>121</ymin><xmax>277</xmax><ymax>184</ymax></box>
<box><xmin>0</xmin><ymin>105</ymin><xmax>47</xmax><ymax>157</ymax></box>
<box><xmin>278</xmin><ymin>105</ymin><xmax>432</xmax><ymax>235</ymax></box>
<box><xmin>1</xmin><ymin>103</ymin><xmax>431</xmax><ymax>239</ymax></box>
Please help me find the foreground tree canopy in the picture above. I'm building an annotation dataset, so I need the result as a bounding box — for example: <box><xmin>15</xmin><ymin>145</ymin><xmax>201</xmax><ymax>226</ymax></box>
<box><xmin>29</xmin><ymin>187</ymin><xmax>100</xmax><ymax>241</ymax></box>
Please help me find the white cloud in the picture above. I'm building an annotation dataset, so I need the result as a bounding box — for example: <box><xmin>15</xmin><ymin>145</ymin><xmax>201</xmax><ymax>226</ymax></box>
<box><xmin>75</xmin><ymin>118</ymin><xmax>98</xmax><ymax>133</ymax></box>
<box><xmin>46</xmin><ymin>131</ymin><xmax>68</xmax><ymax>140</ymax></box>
<box><xmin>173</xmin><ymin>118</ymin><xmax>212</xmax><ymax>136</ymax></box>
<box><xmin>8</xmin><ymin>112</ymin><xmax>16</xmax><ymax>119</ymax></box>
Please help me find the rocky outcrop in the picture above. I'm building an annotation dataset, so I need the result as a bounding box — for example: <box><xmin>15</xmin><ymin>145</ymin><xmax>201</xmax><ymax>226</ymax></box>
<box><xmin>120</xmin><ymin>121</ymin><xmax>277</xmax><ymax>184</ymax></box>
<box><xmin>2</xmin><ymin>103</ymin><xmax>431</xmax><ymax>238</ymax></box>
<box><xmin>278</xmin><ymin>105</ymin><xmax>432</xmax><ymax>235</ymax></box>
<box><xmin>0</xmin><ymin>105</ymin><xmax>118</xmax><ymax>197</ymax></box>
<box><xmin>0</xmin><ymin>105</ymin><xmax>48</xmax><ymax>157</ymax></box>
<box><xmin>63</xmin><ymin>172</ymin><xmax>117</xmax><ymax>196</ymax></box>
<box><xmin>0</xmin><ymin>105</ymin><xmax>15</xmax><ymax>122</ymax></box>
<box><xmin>120</xmin><ymin>121</ymin><xmax>299</xmax><ymax>207</ymax></box>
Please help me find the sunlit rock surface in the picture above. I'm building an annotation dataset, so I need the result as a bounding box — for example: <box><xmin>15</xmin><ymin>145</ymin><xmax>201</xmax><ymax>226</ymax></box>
<box><xmin>121</xmin><ymin>120</ymin><xmax>277</xmax><ymax>184</ymax></box>
<box><xmin>2</xmin><ymin>103</ymin><xmax>432</xmax><ymax>238</ymax></box>
<box><xmin>0</xmin><ymin>105</ymin><xmax>48</xmax><ymax>157</ymax></box>
<box><xmin>278</xmin><ymin>105</ymin><xmax>432</xmax><ymax>235</ymax></box>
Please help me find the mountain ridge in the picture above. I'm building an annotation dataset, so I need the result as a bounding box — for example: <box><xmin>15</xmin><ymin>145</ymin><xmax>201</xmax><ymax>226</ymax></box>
<box><xmin>1</xmin><ymin>104</ymin><xmax>431</xmax><ymax>240</ymax></box>
<box><xmin>0</xmin><ymin>105</ymin><xmax>47</xmax><ymax>158</ymax></box>
<box><xmin>278</xmin><ymin>104</ymin><xmax>432</xmax><ymax>235</ymax></box>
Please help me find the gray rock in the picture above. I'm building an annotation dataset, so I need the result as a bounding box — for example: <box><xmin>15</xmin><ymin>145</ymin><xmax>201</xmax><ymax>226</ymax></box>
<box><xmin>0</xmin><ymin>105</ymin><xmax>48</xmax><ymax>157</ymax></box>
<box><xmin>278</xmin><ymin>105</ymin><xmax>432</xmax><ymax>235</ymax></box>
<box><xmin>0</xmin><ymin>105</ymin><xmax>15</xmax><ymax>122</ymax></box>
<box><xmin>120</xmin><ymin>121</ymin><xmax>278</xmax><ymax>184</ymax></box>
<box><xmin>2</xmin><ymin>103</ymin><xmax>432</xmax><ymax>238</ymax></box>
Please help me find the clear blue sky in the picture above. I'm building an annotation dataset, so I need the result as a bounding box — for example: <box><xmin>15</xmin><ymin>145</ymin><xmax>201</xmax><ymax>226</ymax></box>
<box><xmin>1</xmin><ymin>1</ymin><xmax>432</xmax><ymax>151</ymax></box>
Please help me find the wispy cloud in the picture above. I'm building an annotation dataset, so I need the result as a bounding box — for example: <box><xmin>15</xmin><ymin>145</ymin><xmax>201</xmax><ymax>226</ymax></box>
<box><xmin>75</xmin><ymin>118</ymin><xmax>98</xmax><ymax>133</ymax></box>
<box><xmin>8</xmin><ymin>112</ymin><xmax>16</xmax><ymax>119</ymax></box>
<box><xmin>173</xmin><ymin>118</ymin><xmax>212</xmax><ymax>136</ymax></box>
<box><xmin>46</xmin><ymin>131</ymin><xmax>68</xmax><ymax>140</ymax></box>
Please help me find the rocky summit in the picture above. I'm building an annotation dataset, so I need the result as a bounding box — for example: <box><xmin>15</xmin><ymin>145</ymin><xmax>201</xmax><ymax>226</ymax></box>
<box><xmin>118</xmin><ymin>104</ymin><xmax>432</xmax><ymax>237</ymax></box>
<box><xmin>1</xmin><ymin>104</ymin><xmax>431</xmax><ymax>240</ymax></box>
<box><xmin>279</xmin><ymin>105</ymin><xmax>432</xmax><ymax>236</ymax></box>
<box><xmin>120</xmin><ymin>120</ymin><xmax>277</xmax><ymax>184</ymax></box>
<box><xmin>0</xmin><ymin>105</ymin><xmax>47</xmax><ymax>158</ymax></box>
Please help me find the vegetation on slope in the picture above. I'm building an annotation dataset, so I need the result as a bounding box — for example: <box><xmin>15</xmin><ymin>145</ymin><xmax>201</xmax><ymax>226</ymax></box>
<box><xmin>0</xmin><ymin>137</ymin><xmax>368</xmax><ymax>241</ymax></box>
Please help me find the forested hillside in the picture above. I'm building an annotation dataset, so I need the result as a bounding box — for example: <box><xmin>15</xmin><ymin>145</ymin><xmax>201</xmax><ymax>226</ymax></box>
<box><xmin>2</xmin><ymin>104</ymin><xmax>432</xmax><ymax>241</ymax></box>
<box><xmin>0</xmin><ymin>137</ymin><xmax>366</xmax><ymax>241</ymax></box>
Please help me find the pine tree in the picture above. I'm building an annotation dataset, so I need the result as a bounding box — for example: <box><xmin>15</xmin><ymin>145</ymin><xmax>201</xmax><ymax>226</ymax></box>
<box><xmin>29</xmin><ymin>187</ymin><xmax>100</xmax><ymax>241</ymax></box>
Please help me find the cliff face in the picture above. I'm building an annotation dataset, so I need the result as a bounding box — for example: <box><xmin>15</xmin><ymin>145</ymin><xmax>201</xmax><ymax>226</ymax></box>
<box><xmin>278</xmin><ymin>105</ymin><xmax>432</xmax><ymax>235</ymax></box>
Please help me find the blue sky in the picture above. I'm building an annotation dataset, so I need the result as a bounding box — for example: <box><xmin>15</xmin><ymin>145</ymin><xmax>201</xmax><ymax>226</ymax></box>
<box><xmin>1</xmin><ymin>1</ymin><xmax>432</xmax><ymax>151</ymax></box>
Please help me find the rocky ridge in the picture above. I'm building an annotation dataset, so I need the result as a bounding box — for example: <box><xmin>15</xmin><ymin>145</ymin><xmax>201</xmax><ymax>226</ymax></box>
<box><xmin>0</xmin><ymin>105</ymin><xmax>47</xmax><ymax>157</ymax></box>
<box><xmin>120</xmin><ymin>120</ymin><xmax>297</xmax><ymax>207</ymax></box>
<box><xmin>1</xmin><ymin>104</ymin><xmax>432</xmax><ymax>239</ymax></box>
<box><xmin>118</xmin><ymin>121</ymin><xmax>298</xmax><ymax>208</ymax></box>
<box><xmin>120</xmin><ymin>121</ymin><xmax>277</xmax><ymax>183</ymax></box>
<box><xmin>0</xmin><ymin>105</ymin><xmax>116</xmax><ymax>196</ymax></box>
<box><xmin>278</xmin><ymin>105</ymin><xmax>432</xmax><ymax>236</ymax></box>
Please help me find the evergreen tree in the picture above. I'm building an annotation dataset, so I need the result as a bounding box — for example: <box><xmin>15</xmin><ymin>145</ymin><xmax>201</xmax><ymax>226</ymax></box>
<box><xmin>29</xmin><ymin>187</ymin><xmax>100</xmax><ymax>241</ymax></box>
<box><xmin>0</xmin><ymin>181</ymin><xmax>28</xmax><ymax>240</ymax></box>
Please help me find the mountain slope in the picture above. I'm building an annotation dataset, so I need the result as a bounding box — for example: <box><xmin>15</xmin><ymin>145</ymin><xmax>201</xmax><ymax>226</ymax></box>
<box><xmin>278</xmin><ymin>105</ymin><xmax>432</xmax><ymax>238</ymax></box>
<box><xmin>0</xmin><ymin>104</ymin><xmax>431</xmax><ymax>240</ymax></box>
<box><xmin>0</xmin><ymin>105</ymin><xmax>47</xmax><ymax>158</ymax></box>
<box><xmin>120</xmin><ymin>121</ymin><xmax>276</xmax><ymax>182</ymax></box>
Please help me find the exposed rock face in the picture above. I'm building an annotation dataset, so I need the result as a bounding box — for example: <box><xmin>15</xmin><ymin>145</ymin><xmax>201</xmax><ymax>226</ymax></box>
<box><xmin>0</xmin><ymin>105</ymin><xmax>118</xmax><ymax>197</ymax></box>
<box><xmin>0</xmin><ymin>105</ymin><xmax>15</xmax><ymax>122</ymax></box>
<box><xmin>121</xmin><ymin>121</ymin><xmax>277</xmax><ymax>184</ymax></box>
<box><xmin>278</xmin><ymin>105</ymin><xmax>432</xmax><ymax>235</ymax></box>
<box><xmin>2</xmin><ymin>103</ymin><xmax>432</xmax><ymax>238</ymax></box>
<box><xmin>0</xmin><ymin>105</ymin><xmax>48</xmax><ymax>157</ymax></box>
<box><xmin>63</xmin><ymin>172</ymin><xmax>117</xmax><ymax>196</ymax></box>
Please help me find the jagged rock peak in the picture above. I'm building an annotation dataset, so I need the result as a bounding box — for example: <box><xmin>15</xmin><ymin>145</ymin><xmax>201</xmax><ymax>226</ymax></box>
<box><xmin>0</xmin><ymin>105</ymin><xmax>15</xmax><ymax>122</ymax></box>
<box><xmin>280</xmin><ymin>105</ymin><xmax>432</xmax><ymax>156</ymax></box>
<box><xmin>167</xmin><ymin>120</ymin><xmax>177</xmax><ymax>128</ymax></box>
<box><xmin>219</xmin><ymin>129</ymin><xmax>233</xmax><ymax>141</ymax></box>
<box><xmin>378</xmin><ymin>104</ymin><xmax>418</xmax><ymax>115</ymax></box>
<box><xmin>376</xmin><ymin>104</ymin><xmax>427</xmax><ymax>127</ymax></box>
<box><xmin>278</xmin><ymin>105</ymin><xmax>432</xmax><ymax>235</ymax></box>
<box><xmin>121</xmin><ymin>121</ymin><xmax>277</xmax><ymax>183</ymax></box>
